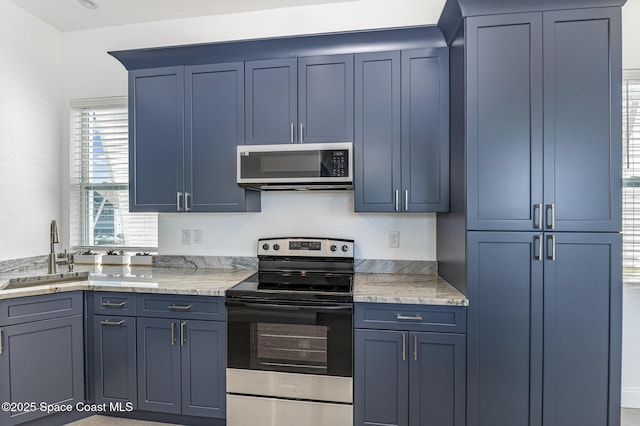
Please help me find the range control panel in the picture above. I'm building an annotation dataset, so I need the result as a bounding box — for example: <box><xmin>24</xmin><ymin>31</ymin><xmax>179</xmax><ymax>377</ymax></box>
<box><xmin>257</xmin><ymin>237</ymin><xmax>354</xmax><ymax>258</ymax></box>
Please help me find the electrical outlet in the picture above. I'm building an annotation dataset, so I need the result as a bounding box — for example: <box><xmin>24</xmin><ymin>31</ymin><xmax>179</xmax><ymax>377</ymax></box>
<box><xmin>193</xmin><ymin>229</ymin><xmax>202</xmax><ymax>244</ymax></box>
<box><xmin>388</xmin><ymin>231</ymin><xmax>400</xmax><ymax>248</ymax></box>
<box><xmin>181</xmin><ymin>229</ymin><xmax>191</xmax><ymax>245</ymax></box>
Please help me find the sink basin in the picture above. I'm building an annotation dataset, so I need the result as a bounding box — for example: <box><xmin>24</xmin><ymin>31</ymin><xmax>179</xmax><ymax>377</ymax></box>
<box><xmin>1</xmin><ymin>271</ymin><xmax>89</xmax><ymax>290</ymax></box>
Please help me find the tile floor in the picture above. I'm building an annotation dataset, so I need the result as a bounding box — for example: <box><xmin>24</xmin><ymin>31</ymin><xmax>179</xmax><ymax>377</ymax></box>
<box><xmin>66</xmin><ymin>409</ymin><xmax>640</xmax><ymax>426</ymax></box>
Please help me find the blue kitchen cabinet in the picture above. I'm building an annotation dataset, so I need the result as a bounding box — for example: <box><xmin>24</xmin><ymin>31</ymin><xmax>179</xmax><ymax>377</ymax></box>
<box><xmin>137</xmin><ymin>295</ymin><xmax>226</xmax><ymax>419</ymax></box>
<box><xmin>465</xmin><ymin>8</ymin><xmax>621</xmax><ymax>232</ymax></box>
<box><xmin>129</xmin><ymin>63</ymin><xmax>259</xmax><ymax>213</ymax></box>
<box><xmin>129</xmin><ymin>66</ymin><xmax>185</xmax><ymax>212</ymax></box>
<box><xmin>354</xmin><ymin>303</ymin><xmax>466</xmax><ymax>426</ymax></box>
<box><xmin>0</xmin><ymin>293</ymin><xmax>85</xmax><ymax>426</ymax></box>
<box><xmin>354</xmin><ymin>48</ymin><xmax>449</xmax><ymax>213</ymax></box>
<box><xmin>245</xmin><ymin>55</ymin><xmax>354</xmax><ymax>145</ymax></box>
<box><xmin>466</xmin><ymin>231</ymin><xmax>621</xmax><ymax>426</ymax></box>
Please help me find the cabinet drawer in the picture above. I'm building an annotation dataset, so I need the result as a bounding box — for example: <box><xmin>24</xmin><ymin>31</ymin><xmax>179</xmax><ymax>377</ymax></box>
<box><xmin>137</xmin><ymin>294</ymin><xmax>225</xmax><ymax>320</ymax></box>
<box><xmin>0</xmin><ymin>292</ymin><xmax>83</xmax><ymax>326</ymax></box>
<box><xmin>93</xmin><ymin>292</ymin><xmax>137</xmax><ymax>316</ymax></box>
<box><xmin>354</xmin><ymin>303</ymin><xmax>466</xmax><ymax>333</ymax></box>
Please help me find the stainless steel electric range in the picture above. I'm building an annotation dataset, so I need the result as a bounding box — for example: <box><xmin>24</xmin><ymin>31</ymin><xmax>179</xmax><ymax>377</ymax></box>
<box><xmin>225</xmin><ymin>237</ymin><xmax>354</xmax><ymax>426</ymax></box>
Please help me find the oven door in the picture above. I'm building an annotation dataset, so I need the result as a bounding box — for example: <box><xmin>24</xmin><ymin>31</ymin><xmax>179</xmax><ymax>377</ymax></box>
<box><xmin>226</xmin><ymin>299</ymin><xmax>352</xmax><ymax>377</ymax></box>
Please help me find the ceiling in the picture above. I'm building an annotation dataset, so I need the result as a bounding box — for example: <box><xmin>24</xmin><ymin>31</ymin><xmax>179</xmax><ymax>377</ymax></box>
<box><xmin>8</xmin><ymin>0</ymin><xmax>368</xmax><ymax>32</ymax></box>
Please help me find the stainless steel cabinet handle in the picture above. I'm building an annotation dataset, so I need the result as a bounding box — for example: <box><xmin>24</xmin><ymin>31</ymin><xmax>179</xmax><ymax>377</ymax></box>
<box><xmin>176</xmin><ymin>192</ymin><xmax>183</xmax><ymax>212</ymax></box>
<box><xmin>395</xmin><ymin>190</ymin><xmax>399</xmax><ymax>212</ymax></box>
<box><xmin>299</xmin><ymin>122</ymin><xmax>303</xmax><ymax>143</ymax></box>
<box><xmin>181</xmin><ymin>322</ymin><xmax>187</xmax><ymax>346</ymax></box>
<box><xmin>534</xmin><ymin>235</ymin><xmax>543</xmax><ymax>261</ymax></box>
<box><xmin>290</xmin><ymin>123</ymin><xmax>295</xmax><ymax>144</ymax></box>
<box><xmin>546</xmin><ymin>203</ymin><xmax>555</xmax><ymax>230</ymax></box>
<box><xmin>0</xmin><ymin>329</ymin><xmax>3</xmax><ymax>355</ymax></box>
<box><xmin>100</xmin><ymin>319</ymin><xmax>126</xmax><ymax>326</ymax></box>
<box><xmin>396</xmin><ymin>314</ymin><xmax>423</xmax><ymax>321</ymax></box>
<box><xmin>413</xmin><ymin>334</ymin><xmax>418</xmax><ymax>361</ymax></box>
<box><xmin>533</xmin><ymin>204</ymin><xmax>542</xmax><ymax>229</ymax></box>
<box><xmin>184</xmin><ymin>192</ymin><xmax>191</xmax><ymax>212</ymax></box>
<box><xmin>168</xmin><ymin>304</ymin><xmax>192</xmax><ymax>310</ymax></box>
<box><xmin>404</xmin><ymin>190</ymin><xmax>409</xmax><ymax>212</ymax></box>
<box><xmin>547</xmin><ymin>234</ymin><xmax>556</xmax><ymax>261</ymax></box>
<box><xmin>402</xmin><ymin>333</ymin><xmax>406</xmax><ymax>361</ymax></box>
<box><xmin>101</xmin><ymin>301</ymin><xmax>126</xmax><ymax>308</ymax></box>
<box><xmin>171</xmin><ymin>322</ymin><xmax>176</xmax><ymax>346</ymax></box>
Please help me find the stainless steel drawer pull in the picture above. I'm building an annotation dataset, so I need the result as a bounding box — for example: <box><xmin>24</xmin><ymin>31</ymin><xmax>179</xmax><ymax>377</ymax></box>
<box><xmin>100</xmin><ymin>320</ymin><xmax>125</xmax><ymax>326</ymax></box>
<box><xmin>534</xmin><ymin>235</ymin><xmax>543</xmax><ymax>261</ymax></box>
<box><xmin>533</xmin><ymin>203</ymin><xmax>542</xmax><ymax>229</ymax></box>
<box><xmin>402</xmin><ymin>333</ymin><xmax>406</xmax><ymax>361</ymax></box>
<box><xmin>168</xmin><ymin>304</ymin><xmax>192</xmax><ymax>310</ymax></box>
<box><xmin>0</xmin><ymin>329</ymin><xmax>3</xmax><ymax>355</ymax></box>
<box><xmin>184</xmin><ymin>192</ymin><xmax>191</xmax><ymax>212</ymax></box>
<box><xmin>101</xmin><ymin>301</ymin><xmax>127</xmax><ymax>308</ymax></box>
<box><xmin>299</xmin><ymin>122</ymin><xmax>303</xmax><ymax>143</ymax></box>
<box><xmin>176</xmin><ymin>192</ymin><xmax>183</xmax><ymax>212</ymax></box>
<box><xmin>413</xmin><ymin>334</ymin><xmax>418</xmax><ymax>361</ymax></box>
<box><xmin>396</xmin><ymin>314</ymin><xmax>423</xmax><ymax>321</ymax></box>
<box><xmin>548</xmin><ymin>234</ymin><xmax>556</xmax><ymax>261</ymax></box>
<box><xmin>546</xmin><ymin>203</ymin><xmax>555</xmax><ymax>230</ymax></box>
<box><xmin>395</xmin><ymin>190</ymin><xmax>400</xmax><ymax>212</ymax></box>
<box><xmin>181</xmin><ymin>321</ymin><xmax>186</xmax><ymax>346</ymax></box>
<box><xmin>290</xmin><ymin>123</ymin><xmax>295</xmax><ymax>144</ymax></box>
<box><xmin>171</xmin><ymin>322</ymin><xmax>176</xmax><ymax>346</ymax></box>
<box><xmin>405</xmin><ymin>190</ymin><xmax>409</xmax><ymax>211</ymax></box>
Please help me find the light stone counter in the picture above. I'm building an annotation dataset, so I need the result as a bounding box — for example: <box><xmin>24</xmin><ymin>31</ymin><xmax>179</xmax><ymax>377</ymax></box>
<box><xmin>0</xmin><ymin>265</ymin><xmax>256</xmax><ymax>300</ymax></box>
<box><xmin>1</xmin><ymin>266</ymin><xmax>468</xmax><ymax>307</ymax></box>
<box><xmin>354</xmin><ymin>273</ymin><xmax>468</xmax><ymax>306</ymax></box>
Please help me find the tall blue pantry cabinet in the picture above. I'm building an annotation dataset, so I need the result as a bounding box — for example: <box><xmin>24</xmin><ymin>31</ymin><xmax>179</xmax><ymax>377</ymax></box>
<box><xmin>438</xmin><ymin>1</ymin><xmax>624</xmax><ymax>426</ymax></box>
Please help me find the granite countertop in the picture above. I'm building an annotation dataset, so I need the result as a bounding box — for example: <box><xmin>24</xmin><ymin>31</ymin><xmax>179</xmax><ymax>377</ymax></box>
<box><xmin>0</xmin><ymin>266</ymin><xmax>468</xmax><ymax>306</ymax></box>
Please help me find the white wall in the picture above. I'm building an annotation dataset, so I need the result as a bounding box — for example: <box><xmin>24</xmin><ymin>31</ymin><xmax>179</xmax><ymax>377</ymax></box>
<box><xmin>60</xmin><ymin>0</ymin><xmax>444</xmax><ymax>260</ymax></box>
<box><xmin>0</xmin><ymin>0</ymin><xmax>62</xmax><ymax>262</ymax></box>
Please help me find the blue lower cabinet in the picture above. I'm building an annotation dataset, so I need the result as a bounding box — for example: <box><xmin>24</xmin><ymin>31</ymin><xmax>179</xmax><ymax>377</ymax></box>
<box><xmin>93</xmin><ymin>315</ymin><xmax>137</xmax><ymax>408</ymax></box>
<box><xmin>0</xmin><ymin>315</ymin><xmax>85</xmax><ymax>425</ymax></box>
<box><xmin>354</xmin><ymin>328</ymin><xmax>465</xmax><ymax>426</ymax></box>
<box><xmin>137</xmin><ymin>317</ymin><xmax>226</xmax><ymax>419</ymax></box>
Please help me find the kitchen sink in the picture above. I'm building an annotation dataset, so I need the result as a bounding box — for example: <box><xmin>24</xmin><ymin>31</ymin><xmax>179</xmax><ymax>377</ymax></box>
<box><xmin>1</xmin><ymin>271</ymin><xmax>89</xmax><ymax>290</ymax></box>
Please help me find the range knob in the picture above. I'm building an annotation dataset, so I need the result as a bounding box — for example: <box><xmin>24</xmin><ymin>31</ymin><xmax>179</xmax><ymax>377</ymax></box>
<box><xmin>341</xmin><ymin>245</ymin><xmax>349</xmax><ymax>252</ymax></box>
<box><xmin>262</xmin><ymin>243</ymin><xmax>270</xmax><ymax>251</ymax></box>
<box><xmin>273</xmin><ymin>243</ymin><xmax>280</xmax><ymax>251</ymax></box>
<box><xmin>330</xmin><ymin>245</ymin><xmax>337</xmax><ymax>252</ymax></box>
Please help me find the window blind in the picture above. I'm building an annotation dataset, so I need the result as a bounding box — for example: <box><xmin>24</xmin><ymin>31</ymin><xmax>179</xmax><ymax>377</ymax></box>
<box><xmin>623</xmin><ymin>71</ymin><xmax>640</xmax><ymax>280</ymax></box>
<box><xmin>70</xmin><ymin>97</ymin><xmax>158</xmax><ymax>250</ymax></box>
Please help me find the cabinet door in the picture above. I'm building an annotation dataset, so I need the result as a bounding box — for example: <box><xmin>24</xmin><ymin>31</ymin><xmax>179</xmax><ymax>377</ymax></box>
<box><xmin>129</xmin><ymin>67</ymin><xmax>185</xmax><ymax>212</ymax></box>
<box><xmin>298</xmin><ymin>54</ymin><xmax>354</xmax><ymax>143</ymax></box>
<box><xmin>542</xmin><ymin>8</ymin><xmax>622</xmax><ymax>232</ymax></box>
<box><xmin>185</xmin><ymin>63</ymin><xmax>259</xmax><ymax>212</ymax></box>
<box><xmin>354</xmin><ymin>51</ymin><xmax>401</xmax><ymax>212</ymax></box>
<box><xmin>0</xmin><ymin>315</ymin><xmax>84</xmax><ymax>426</ymax></box>
<box><xmin>401</xmin><ymin>48</ymin><xmax>449</xmax><ymax>212</ymax></box>
<box><xmin>137</xmin><ymin>318</ymin><xmax>181</xmax><ymax>414</ymax></box>
<box><xmin>466</xmin><ymin>14</ymin><xmax>543</xmax><ymax>230</ymax></box>
<box><xmin>245</xmin><ymin>58</ymin><xmax>297</xmax><ymax>145</ymax></box>
<box><xmin>466</xmin><ymin>232</ymin><xmax>543</xmax><ymax>426</ymax></box>
<box><xmin>354</xmin><ymin>329</ymin><xmax>408</xmax><ymax>426</ymax></box>
<box><xmin>409</xmin><ymin>332</ymin><xmax>465</xmax><ymax>426</ymax></box>
<box><xmin>93</xmin><ymin>315</ymin><xmax>137</xmax><ymax>407</ymax></box>
<box><xmin>181</xmin><ymin>320</ymin><xmax>226</xmax><ymax>418</ymax></box>
<box><xmin>543</xmin><ymin>232</ymin><xmax>621</xmax><ymax>426</ymax></box>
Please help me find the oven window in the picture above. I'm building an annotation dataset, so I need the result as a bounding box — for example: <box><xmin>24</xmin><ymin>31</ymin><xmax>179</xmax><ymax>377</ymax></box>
<box><xmin>254</xmin><ymin>323</ymin><xmax>328</xmax><ymax>372</ymax></box>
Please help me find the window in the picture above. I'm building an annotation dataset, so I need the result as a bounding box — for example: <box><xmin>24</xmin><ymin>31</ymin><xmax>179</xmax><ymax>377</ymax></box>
<box><xmin>70</xmin><ymin>97</ymin><xmax>157</xmax><ymax>250</ymax></box>
<box><xmin>623</xmin><ymin>71</ymin><xmax>640</xmax><ymax>279</ymax></box>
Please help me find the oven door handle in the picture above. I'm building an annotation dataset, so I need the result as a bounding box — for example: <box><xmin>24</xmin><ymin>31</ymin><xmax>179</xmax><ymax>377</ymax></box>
<box><xmin>225</xmin><ymin>300</ymin><xmax>353</xmax><ymax>312</ymax></box>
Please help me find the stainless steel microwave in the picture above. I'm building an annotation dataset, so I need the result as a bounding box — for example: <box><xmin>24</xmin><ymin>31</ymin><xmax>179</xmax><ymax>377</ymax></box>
<box><xmin>236</xmin><ymin>142</ymin><xmax>353</xmax><ymax>191</ymax></box>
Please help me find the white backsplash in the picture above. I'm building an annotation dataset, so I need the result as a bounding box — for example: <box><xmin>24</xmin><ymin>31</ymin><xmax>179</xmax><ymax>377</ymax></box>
<box><xmin>159</xmin><ymin>191</ymin><xmax>436</xmax><ymax>261</ymax></box>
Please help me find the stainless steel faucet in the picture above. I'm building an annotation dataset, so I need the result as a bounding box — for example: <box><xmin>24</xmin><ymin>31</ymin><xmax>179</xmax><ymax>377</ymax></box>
<box><xmin>48</xmin><ymin>219</ymin><xmax>59</xmax><ymax>274</ymax></box>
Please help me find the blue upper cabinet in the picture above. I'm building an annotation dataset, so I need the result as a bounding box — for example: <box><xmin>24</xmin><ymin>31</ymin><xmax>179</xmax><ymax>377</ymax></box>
<box><xmin>466</xmin><ymin>8</ymin><xmax>621</xmax><ymax>231</ymax></box>
<box><xmin>130</xmin><ymin>63</ymin><xmax>259</xmax><ymax>213</ymax></box>
<box><xmin>129</xmin><ymin>67</ymin><xmax>185</xmax><ymax>212</ymax></box>
<box><xmin>245</xmin><ymin>55</ymin><xmax>354</xmax><ymax>144</ymax></box>
<box><xmin>355</xmin><ymin>48</ymin><xmax>449</xmax><ymax>213</ymax></box>
<box><xmin>185</xmin><ymin>63</ymin><xmax>259</xmax><ymax>212</ymax></box>
<box><xmin>298</xmin><ymin>55</ymin><xmax>354</xmax><ymax>143</ymax></box>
